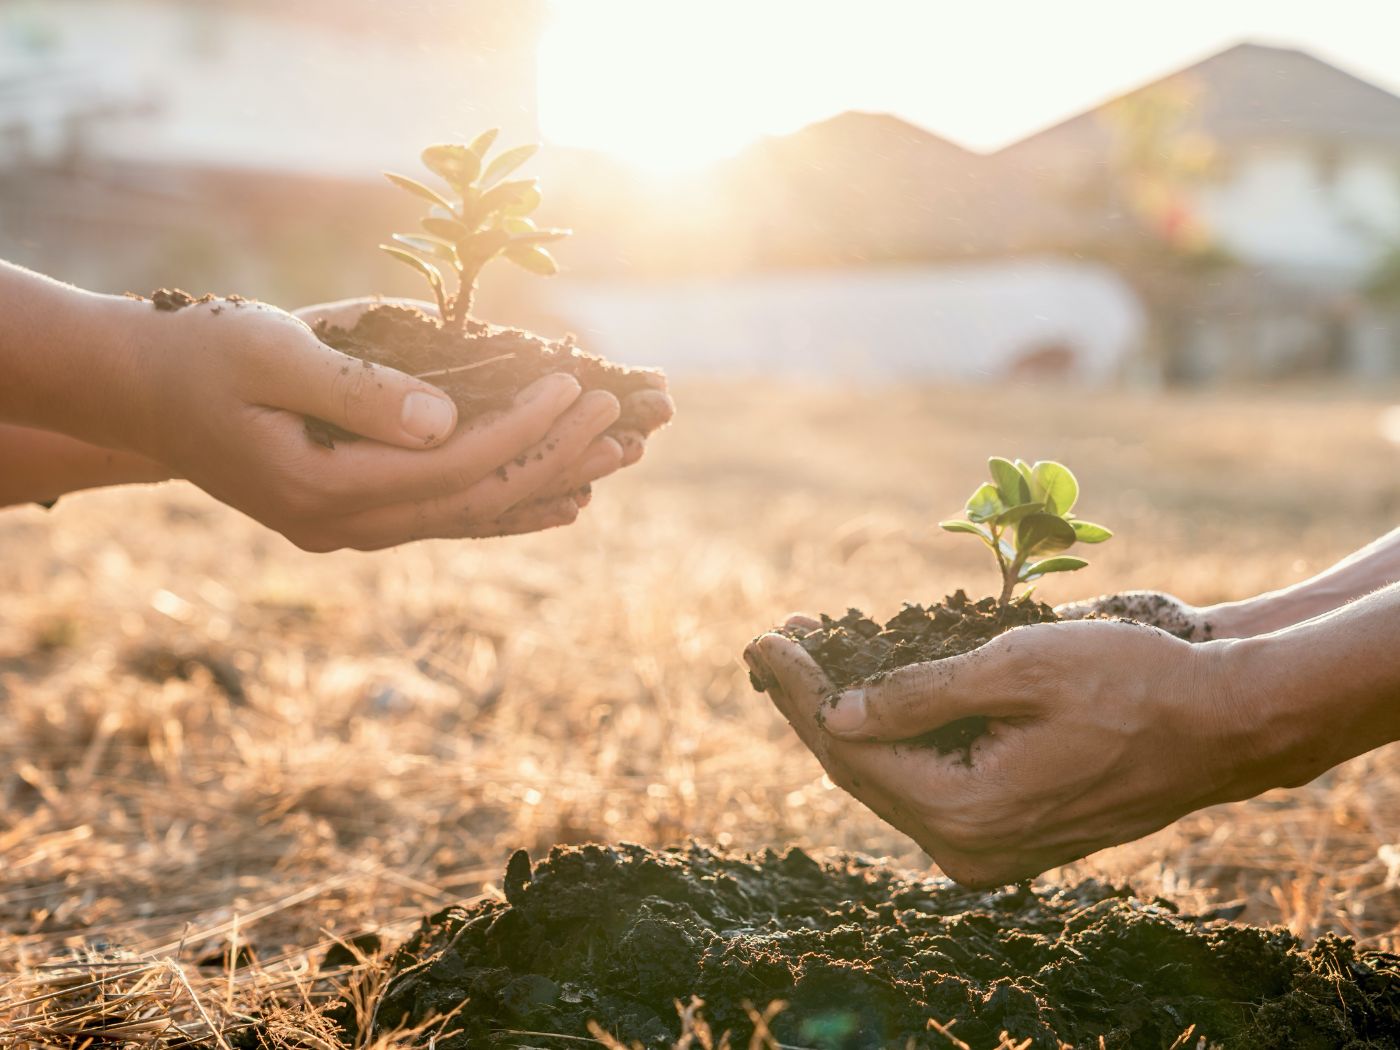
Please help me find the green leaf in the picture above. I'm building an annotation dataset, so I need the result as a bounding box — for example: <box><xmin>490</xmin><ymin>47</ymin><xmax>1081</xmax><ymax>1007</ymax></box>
<box><xmin>503</xmin><ymin>216</ymin><xmax>538</xmax><ymax>234</ymax></box>
<box><xmin>458</xmin><ymin>229</ymin><xmax>512</xmax><ymax>265</ymax></box>
<box><xmin>1019</xmin><ymin>556</ymin><xmax>1089</xmax><ymax>582</ymax></box>
<box><xmin>422</xmin><ymin>216</ymin><xmax>473</xmax><ymax>242</ymax></box>
<box><xmin>1031</xmin><ymin>461</ymin><xmax>1079</xmax><ymax>516</ymax></box>
<box><xmin>384</xmin><ymin>172</ymin><xmax>454</xmax><ymax>210</ymax></box>
<box><xmin>391</xmin><ymin>233</ymin><xmax>455</xmax><ymax>261</ymax></box>
<box><xmin>380</xmin><ymin>245</ymin><xmax>443</xmax><ymax>294</ymax></box>
<box><xmin>503</xmin><ymin>183</ymin><xmax>542</xmax><ymax>217</ymax></box>
<box><xmin>1070</xmin><ymin>520</ymin><xmax>1113</xmax><ymax>544</ymax></box>
<box><xmin>473</xmin><ymin>177</ymin><xmax>540</xmax><ymax>220</ymax></box>
<box><xmin>481</xmin><ymin>143</ymin><xmax>538</xmax><ymax>187</ymax></box>
<box><xmin>1015</xmin><ymin>513</ymin><xmax>1077</xmax><ymax>557</ymax></box>
<box><xmin>991</xmin><ymin>501</ymin><xmax>1045</xmax><ymax>526</ymax></box>
<box><xmin>467</xmin><ymin>128</ymin><xmax>500</xmax><ymax>158</ymax></box>
<box><xmin>989</xmin><ymin>457</ymin><xmax>1029</xmax><ymax>505</ymax></box>
<box><xmin>421</xmin><ymin>144</ymin><xmax>481</xmax><ymax>189</ymax></box>
<box><xmin>509</xmin><ymin>229</ymin><xmax>572</xmax><ymax>247</ymax></box>
<box><xmin>965</xmin><ymin>483</ymin><xmax>1004</xmax><ymax>523</ymax></box>
<box><xmin>505</xmin><ymin>245</ymin><xmax>559</xmax><ymax>276</ymax></box>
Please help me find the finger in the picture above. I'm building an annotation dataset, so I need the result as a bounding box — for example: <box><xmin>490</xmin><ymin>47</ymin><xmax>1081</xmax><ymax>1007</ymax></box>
<box><xmin>276</xmin><ymin>373</ymin><xmax>583</xmax><ymax>510</ymax></box>
<box><xmin>322</xmin><ymin>495</ymin><xmax>583</xmax><ymax>551</ymax></box>
<box><xmin>783</xmin><ymin>614</ymin><xmax>822</xmax><ymax>632</ymax></box>
<box><xmin>612</xmin><ymin>430</ymin><xmax>646</xmax><ymax>468</ymax></box>
<box><xmin>534</xmin><ymin>435</ymin><xmax>624</xmax><ymax>501</ymax></box>
<box><xmin>617</xmin><ymin>390</ymin><xmax>674</xmax><ymax>434</ymax></box>
<box><xmin>245</xmin><ymin>322</ymin><xmax>461</xmax><ymax>449</ymax></box>
<box><xmin>819</xmin><ymin>637</ymin><xmax>1036</xmax><ymax>743</ymax></box>
<box><xmin>324</xmin><ymin>391</ymin><xmax>619</xmax><ymax>546</ymax></box>
<box><xmin>748</xmin><ymin>635</ymin><xmax>956</xmax><ymax>855</ymax></box>
<box><xmin>463</xmin><ymin>495</ymin><xmax>582</xmax><ymax>540</ymax></box>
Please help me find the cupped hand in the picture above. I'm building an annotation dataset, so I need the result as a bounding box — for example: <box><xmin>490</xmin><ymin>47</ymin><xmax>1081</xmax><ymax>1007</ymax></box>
<box><xmin>120</xmin><ymin>296</ymin><xmax>632</xmax><ymax>550</ymax></box>
<box><xmin>745</xmin><ymin>617</ymin><xmax>1272</xmax><ymax>888</ymax></box>
<box><xmin>294</xmin><ymin>297</ymin><xmax>675</xmax><ymax>470</ymax></box>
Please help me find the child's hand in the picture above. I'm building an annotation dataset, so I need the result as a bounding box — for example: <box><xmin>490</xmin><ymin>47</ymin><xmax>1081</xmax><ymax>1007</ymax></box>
<box><xmin>117</xmin><ymin>296</ymin><xmax>623</xmax><ymax>550</ymax></box>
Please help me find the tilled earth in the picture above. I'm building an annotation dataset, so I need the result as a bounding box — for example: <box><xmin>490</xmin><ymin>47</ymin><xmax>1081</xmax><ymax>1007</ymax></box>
<box><xmin>345</xmin><ymin>843</ymin><xmax>1400</xmax><ymax>1049</ymax></box>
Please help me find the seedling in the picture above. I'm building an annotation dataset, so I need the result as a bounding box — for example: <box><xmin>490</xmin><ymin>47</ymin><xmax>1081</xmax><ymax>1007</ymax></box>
<box><xmin>940</xmin><ymin>458</ymin><xmax>1112</xmax><ymax>610</ymax></box>
<box><xmin>380</xmin><ymin>129</ymin><xmax>571</xmax><ymax>332</ymax></box>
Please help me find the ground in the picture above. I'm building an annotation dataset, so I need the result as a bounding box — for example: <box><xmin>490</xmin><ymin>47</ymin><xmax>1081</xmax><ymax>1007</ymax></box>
<box><xmin>1</xmin><ymin>381</ymin><xmax>1398</xmax><ymax>1047</ymax></box>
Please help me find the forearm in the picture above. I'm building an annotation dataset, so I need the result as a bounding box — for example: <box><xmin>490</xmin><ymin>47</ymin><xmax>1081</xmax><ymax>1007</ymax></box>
<box><xmin>1206</xmin><ymin>528</ymin><xmax>1400</xmax><ymax>637</ymax></box>
<box><xmin>0</xmin><ymin>261</ymin><xmax>154</xmax><ymax>450</ymax></box>
<box><xmin>0</xmin><ymin>425</ymin><xmax>171</xmax><ymax>507</ymax></box>
<box><xmin>1224</xmin><ymin>581</ymin><xmax>1400</xmax><ymax>791</ymax></box>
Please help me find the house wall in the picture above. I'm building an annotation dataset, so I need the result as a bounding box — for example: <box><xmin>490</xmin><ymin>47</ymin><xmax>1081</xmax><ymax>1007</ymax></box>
<box><xmin>547</xmin><ymin>260</ymin><xmax>1146</xmax><ymax>383</ymax></box>
<box><xmin>1195</xmin><ymin>143</ymin><xmax>1400</xmax><ymax>283</ymax></box>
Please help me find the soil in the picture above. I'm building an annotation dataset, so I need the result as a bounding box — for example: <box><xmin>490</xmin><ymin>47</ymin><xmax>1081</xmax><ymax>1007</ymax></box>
<box><xmin>753</xmin><ymin>591</ymin><xmax>1060</xmax><ymax>753</ymax></box>
<box><xmin>311</xmin><ymin>305</ymin><xmax>663</xmax><ymax>447</ymax></box>
<box><xmin>339</xmin><ymin>843</ymin><xmax>1400</xmax><ymax>1049</ymax></box>
<box><xmin>139</xmin><ymin>292</ymin><xmax>666</xmax><ymax>448</ymax></box>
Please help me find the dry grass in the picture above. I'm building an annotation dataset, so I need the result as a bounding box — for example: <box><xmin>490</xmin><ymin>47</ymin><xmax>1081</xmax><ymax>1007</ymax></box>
<box><xmin>1</xmin><ymin>380</ymin><xmax>1398</xmax><ymax>1047</ymax></box>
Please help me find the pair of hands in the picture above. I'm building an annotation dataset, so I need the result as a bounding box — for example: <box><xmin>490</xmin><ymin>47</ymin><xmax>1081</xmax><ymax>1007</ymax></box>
<box><xmin>745</xmin><ymin>594</ymin><xmax>1268</xmax><ymax>889</ymax></box>
<box><xmin>23</xmin><ymin>296</ymin><xmax>673</xmax><ymax>550</ymax></box>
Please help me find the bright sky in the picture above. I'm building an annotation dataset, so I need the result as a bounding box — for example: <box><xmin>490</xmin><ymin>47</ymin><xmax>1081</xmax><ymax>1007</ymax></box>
<box><xmin>538</xmin><ymin>0</ymin><xmax>1400</xmax><ymax>174</ymax></box>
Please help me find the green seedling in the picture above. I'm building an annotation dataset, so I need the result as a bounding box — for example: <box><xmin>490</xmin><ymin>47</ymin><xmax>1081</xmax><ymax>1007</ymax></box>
<box><xmin>380</xmin><ymin>129</ymin><xmax>571</xmax><ymax>332</ymax></box>
<box><xmin>940</xmin><ymin>457</ymin><xmax>1113</xmax><ymax>610</ymax></box>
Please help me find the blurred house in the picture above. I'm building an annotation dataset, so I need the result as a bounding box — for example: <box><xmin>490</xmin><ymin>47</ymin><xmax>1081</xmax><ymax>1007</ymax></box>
<box><xmin>2</xmin><ymin>15</ymin><xmax>1397</xmax><ymax>383</ymax></box>
<box><xmin>999</xmin><ymin>42</ymin><xmax>1400</xmax><ymax>381</ymax></box>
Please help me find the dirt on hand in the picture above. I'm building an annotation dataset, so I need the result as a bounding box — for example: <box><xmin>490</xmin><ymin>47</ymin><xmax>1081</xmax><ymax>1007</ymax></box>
<box><xmin>342</xmin><ymin>843</ymin><xmax>1400</xmax><ymax>1049</ymax></box>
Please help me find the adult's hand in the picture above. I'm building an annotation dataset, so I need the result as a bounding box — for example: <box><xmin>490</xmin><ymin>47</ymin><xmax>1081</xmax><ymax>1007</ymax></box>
<box><xmin>1055</xmin><ymin>591</ymin><xmax>1215</xmax><ymax>640</ymax></box>
<box><xmin>0</xmin><ymin>425</ymin><xmax>172</xmax><ymax>508</ymax></box>
<box><xmin>744</xmin><ymin>594</ymin><xmax>1400</xmax><ymax>888</ymax></box>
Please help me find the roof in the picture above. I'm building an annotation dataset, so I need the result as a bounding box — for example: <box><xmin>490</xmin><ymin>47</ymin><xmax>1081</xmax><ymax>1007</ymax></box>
<box><xmin>1002</xmin><ymin>42</ymin><xmax>1400</xmax><ymax>166</ymax></box>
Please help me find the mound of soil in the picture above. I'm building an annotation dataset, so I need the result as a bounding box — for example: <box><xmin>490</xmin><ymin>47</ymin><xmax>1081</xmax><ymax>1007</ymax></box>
<box><xmin>344</xmin><ymin>843</ymin><xmax>1400</xmax><ymax>1049</ymax></box>
<box><xmin>140</xmin><ymin>292</ymin><xmax>665</xmax><ymax>448</ymax></box>
<box><xmin>753</xmin><ymin>592</ymin><xmax>1059</xmax><ymax>753</ymax></box>
<box><xmin>311</xmin><ymin>305</ymin><xmax>663</xmax><ymax>447</ymax></box>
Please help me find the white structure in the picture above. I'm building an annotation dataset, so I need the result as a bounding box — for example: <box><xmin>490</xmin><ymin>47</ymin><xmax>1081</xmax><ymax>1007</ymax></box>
<box><xmin>0</xmin><ymin>0</ymin><xmax>541</xmax><ymax>177</ymax></box>
<box><xmin>550</xmin><ymin>260</ymin><xmax>1145</xmax><ymax>382</ymax></box>
<box><xmin>1003</xmin><ymin>43</ymin><xmax>1400</xmax><ymax>289</ymax></box>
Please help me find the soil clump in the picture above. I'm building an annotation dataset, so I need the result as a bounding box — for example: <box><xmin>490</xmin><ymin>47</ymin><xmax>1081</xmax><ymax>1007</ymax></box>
<box><xmin>344</xmin><ymin>843</ymin><xmax>1400</xmax><ymax>1049</ymax></box>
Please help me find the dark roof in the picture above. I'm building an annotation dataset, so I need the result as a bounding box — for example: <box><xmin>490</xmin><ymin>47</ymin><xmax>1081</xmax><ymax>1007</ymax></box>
<box><xmin>1002</xmin><ymin>42</ymin><xmax>1400</xmax><ymax>165</ymax></box>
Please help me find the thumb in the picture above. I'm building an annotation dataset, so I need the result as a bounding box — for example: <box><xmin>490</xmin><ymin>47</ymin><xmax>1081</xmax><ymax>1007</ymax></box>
<box><xmin>259</xmin><ymin>330</ymin><xmax>458</xmax><ymax>449</ymax></box>
<box><xmin>818</xmin><ymin>648</ymin><xmax>1019</xmax><ymax>743</ymax></box>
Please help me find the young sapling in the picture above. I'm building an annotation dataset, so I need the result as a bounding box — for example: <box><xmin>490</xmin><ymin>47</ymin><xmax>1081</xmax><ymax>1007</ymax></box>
<box><xmin>939</xmin><ymin>457</ymin><xmax>1113</xmax><ymax>610</ymax></box>
<box><xmin>381</xmin><ymin>129</ymin><xmax>571</xmax><ymax>331</ymax></box>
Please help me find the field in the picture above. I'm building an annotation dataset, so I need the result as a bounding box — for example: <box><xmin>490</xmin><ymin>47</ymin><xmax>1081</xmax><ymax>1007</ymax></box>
<box><xmin>2</xmin><ymin>381</ymin><xmax>1398</xmax><ymax>1046</ymax></box>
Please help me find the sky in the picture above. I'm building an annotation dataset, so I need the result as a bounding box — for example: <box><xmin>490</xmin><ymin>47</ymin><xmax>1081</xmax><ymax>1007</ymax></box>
<box><xmin>538</xmin><ymin>0</ymin><xmax>1400</xmax><ymax>173</ymax></box>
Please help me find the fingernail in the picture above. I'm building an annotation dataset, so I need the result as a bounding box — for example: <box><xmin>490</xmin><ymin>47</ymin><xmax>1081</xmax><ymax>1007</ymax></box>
<box><xmin>517</xmin><ymin>373</ymin><xmax>581</xmax><ymax>412</ymax></box>
<box><xmin>401</xmin><ymin>391</ymin><xmax>456</xmax><ymax>443</ymax></box>
<box><xmin>822</xmin><ymin>690</ymin><xmax>866</xmax><ymax>734</ymax></box>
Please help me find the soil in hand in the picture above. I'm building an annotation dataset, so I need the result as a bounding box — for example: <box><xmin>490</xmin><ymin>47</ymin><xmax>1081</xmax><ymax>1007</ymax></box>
<box><xmin>311</xmin><ymin>305</ymin><xmax>663</xmax><ymax>446</ymax></box>
<box><xmin>343</xmin><ymin>843</ymin><xmax>1400</xmax><ymax>1049</ymax></box>
<box><xmin>139</xmin><ymin>292</ymin><xmax>666</xmax><ymax>447</ymax></box>
<box><xmin>754</xmin><ymin>591</ymin><xmax>1058</xmax><ymax>753</ymax></box>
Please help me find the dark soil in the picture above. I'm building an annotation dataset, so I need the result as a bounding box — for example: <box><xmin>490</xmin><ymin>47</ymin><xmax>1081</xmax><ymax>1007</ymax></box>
<box><xmin>311</xmin><ymin>304</ymin><xmax>664</xmax><ymax>447</ymax></box>
<box><xmin>752</xmin><ymin>591</ymin><xmax>1059</xmax><ymax>753</ymax></box>
<box><xmin>340</xmin><ymin>843</ymin><xmax>1400</xmax><ymax>1049</ymax></box>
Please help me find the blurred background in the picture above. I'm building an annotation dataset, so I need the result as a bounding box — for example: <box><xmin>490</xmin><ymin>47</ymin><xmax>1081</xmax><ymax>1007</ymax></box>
<box><xmin>4</xmin><ymin>0</ymin><xmax>1400</xmax><ymax>385</ymax></box>
<box><xmin>5</xmin><ymin>6</ymin><xmax>1400</xmax><ymax>1033</ymax></box>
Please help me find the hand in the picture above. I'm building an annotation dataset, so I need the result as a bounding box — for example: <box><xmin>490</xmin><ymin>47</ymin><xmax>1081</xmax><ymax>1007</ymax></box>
<box><xmin>745</xmin><ymin>617</ymin><xmax>1274</xmax><ymax>888</ymax></box>
<box><xmin>1055</xmin><ymin>591</ymin><xmax>1214</xmax><ymax>641</ymax></box>
<box><xmin>111</xmin><ymin>295</ymin><xmax>630</xmax><ymax>550</ymax></box>
<box><xmin>294</xmin><ymin>297</ymin><xmax>675</xmax><ymax>471</ymax></box>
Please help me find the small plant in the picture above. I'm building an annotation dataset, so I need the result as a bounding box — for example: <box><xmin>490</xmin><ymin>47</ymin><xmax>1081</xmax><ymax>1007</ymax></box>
<box><xmin>940</xmin><ymin>457</ymin><xmax>1112</xmax><ymax>610</ymax></box>
<box><xmin>380</xmin><ymin>129</ymin><xmax>571</xmax><ymax>332</ymax></box>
